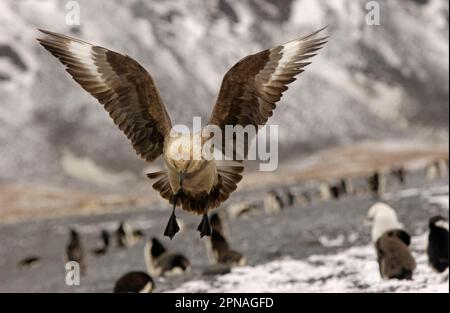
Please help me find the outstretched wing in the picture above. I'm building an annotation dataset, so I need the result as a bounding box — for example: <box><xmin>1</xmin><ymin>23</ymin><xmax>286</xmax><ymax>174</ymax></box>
<box><xmin>207</xmin><ymin>27</ymin><xmax>328</xmax><ymax>159</ymax></box>
<box><xmin>38</xmin><ymin>29</ymin><xmax>172</xmax><ymax>162</ymax></box>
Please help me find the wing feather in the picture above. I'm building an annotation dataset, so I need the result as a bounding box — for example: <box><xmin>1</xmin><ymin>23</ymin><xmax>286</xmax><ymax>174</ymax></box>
<box><xmin>38</xmin><ymin>29</ymin><xmax>172</xmax><ymax>162</ymax></box>
<box><xmin>208</xmin><ymin>27</ymin><xmax>328</xmax><ymax>160</ymax></box>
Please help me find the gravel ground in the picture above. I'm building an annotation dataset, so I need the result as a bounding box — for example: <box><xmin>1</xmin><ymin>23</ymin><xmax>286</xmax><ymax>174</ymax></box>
<box><xmin>0</xmin><ymin>171</ymin><xmax>448</xmax><ymax>293</ymax></box>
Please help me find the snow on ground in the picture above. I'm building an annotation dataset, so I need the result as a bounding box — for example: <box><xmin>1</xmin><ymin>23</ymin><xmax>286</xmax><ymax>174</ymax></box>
<box><xmin>168</xmin><ymin>233</ymin><xmax>448</xmax><ymax>293</ymax></box>
<box><xmin>169</xmin><ymin>183</ymin><xmax>449</xmax><ymax>293</ymax></box>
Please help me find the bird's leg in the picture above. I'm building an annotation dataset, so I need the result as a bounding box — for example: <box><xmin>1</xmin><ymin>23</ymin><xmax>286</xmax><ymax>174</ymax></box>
<box><xmin>164</xmin><ymin>196</ymin><xmax>180</xmax><ymax>240</ymax></box>
<box><xmin>197</xmin><ymin>210</ymin><xmax>212</xmax><ymax>238</ymax></box>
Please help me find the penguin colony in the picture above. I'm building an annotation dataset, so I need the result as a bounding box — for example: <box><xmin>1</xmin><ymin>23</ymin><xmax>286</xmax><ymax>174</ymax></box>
<box><xmin>17</xmin><ymin>158</ymin><xmax>447</xmax><ymax>291</ymax></box>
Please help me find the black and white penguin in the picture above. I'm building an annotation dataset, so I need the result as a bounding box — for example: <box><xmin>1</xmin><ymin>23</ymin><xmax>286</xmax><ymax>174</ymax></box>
<box><xmin>427</xmin><ymin>215</ymin><xmax>449</xmax><ymax>273</ymax></box>
<box><xmin>226</xmin><ymin>201</ymin><xmax>260</xmax><ymax>219</ymax></box>
<box><xmin>298</xmin><ymin>191</ymin><xmax>312</xmax><ymax>205</ymax></box>
<box><xmin>113</xmin><ymin>271</ymin><xmax>154</xmax><ymax>293</ymax></box>
<box><xmin>66</xmin><ymin>229</ymin><xmax>86</xmax><ymax>275</ymax></box>
<box><xmin>206</xmin><ymin>213</ymin><xmax>246</xmax><ymax>267</ymax></box>
<box><xmin>17</xmin><ymin>256</ymin><xmax>41</xmax><ymax>269</ymax></box>
<box><xmin>368</xmin><ymin>171</ymin><xmax>385</xmax><ymax>197</ymax></box>
<box><xmin>116</xmin><ymin>222</ymin><xmax>144</xmax><ymax>248</ymax></box>
<box><xmin>264</xmin><ymin>190</ymin><xmax>284</xmax><ymax>214</ymax></box>
<box><xmin>375</xmin><ymin>229</ymin><xmax>416</xmax><ymax>280</ymax></box>
<box><xmin>391</xmin><ymin>167</ymin><xmax>406</xmax><ymax>185</ymax></box>
<box><xmin>92</xmin><ymin>230</ymin><xmax>110</xmax><ymax>256</ymax></box>
<box><xmin>425</xmin><ymin>159</ymin><xmax>448</xmax><ymax>181</ymax></box>
<box><xmin>144</xmin><ymin>238</ymin><xmax>190</xmax><ymax>277</ymax></box>
<box><xmin>285</xmin><ymin>188</ymin><xmax>296</xmax><ymax>206</ymax></box>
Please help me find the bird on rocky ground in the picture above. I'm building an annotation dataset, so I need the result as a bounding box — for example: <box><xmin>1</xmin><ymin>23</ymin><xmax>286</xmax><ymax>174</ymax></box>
<box><xmin>116</xmin><ymin>221</ymin><xmax>144</xmax><ymax>248</ymax></box>
<box><xmin>113</xmin><ymin>271</ymin><xmax>154</xmax><ymax>293</ymax></box>
<box><xmin>92</xmin><ymin>229</ymin><xmax>110</xmax><ymax>256</ymax></box>
<box><xmin>66</xmin><ymin>228</ymin><xmax>86</xmax><ymax>275</ymax></box>
<box><xmin>226</xmin><ymin>201</ymin><xmax>261</xmax><ymax>219</ymax></box>
<box><xmin>375</xmin><ymin>229</ymin><xmax>416</xmax><ymax>280</ymax></box>
<box><xmin>365</xmin><ymin>202</ymin><xmax>404</xmax><ymax>243</ymax></box>
<box><xmin>391</xmin><ymin>167</ymin><xmax>406</xmax><ymax>185</ymax></box>
<box><xmin>368</xmin><ymin>171</ymin><xmax>385</xmax><ymax>198</ymax></box>
<box><xmin>427</xmin><ymin>215</ymin><xmax>449</xmax><ymax>273</ymax></box>
<box><xmin>17</xmin><ymin>256</ymin><xmax>41</xmax><ymax>269</ymax></box>
<box><xmin>264</xmin><ymin>190</ymin><xmax>284</xmax><ymax>214</ymax></box>
<box><xmin>144</xmin><ymin>237</ymin><xmax>191</xmax><ymax>277</ymax></box>
<box><xmin>206</xmin><ymin>213</ymin><xmax>246</xmax><ymax>266</ymax></box>
<box><xmin>38</xmin><ymin>27</ymin><xmax>327</xmax><ymax>239</ymax></box>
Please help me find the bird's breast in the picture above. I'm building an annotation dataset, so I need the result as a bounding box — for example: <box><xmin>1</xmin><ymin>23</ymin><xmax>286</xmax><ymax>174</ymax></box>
<box><xmin>166</xmin><ymin>160</ymin><xmax>218</xmax><ymax>196</ymax></box>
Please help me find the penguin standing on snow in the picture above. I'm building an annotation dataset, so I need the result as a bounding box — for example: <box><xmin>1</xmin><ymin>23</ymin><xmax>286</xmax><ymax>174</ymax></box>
<box><xmin>264</xmin><ymin>190</ymin><xmax>284</xmax><ymax>214</ymax></box>
<box><xmin>144</xmin><ymin>238</ymin><xmax>191</xmax><ymax>277</ymax></box>
<box><xmin>17</xmin><ymin>256</ymin><xmax>41</xmax><ymax>269</ymax></box>
<box><xmin>206</xmin><ymin>213</ymin><xmax>246</xmax><ymax>267</ymax></box>
<box><xmin>66</xmin><ymin>229</ymin><xmax>86</xmax><ymax>275</ymax></box>
<box><xmin>226</xmin><ymin>201</ymin><xmax>260</xmax><ymax>220</ymax></box>
<box><xmin>375</xmin><ymin>229</ymin><xmax>416</xmax><ymax>280</ymax></box>
<box><xmin>113</xmin><ymin>272</ymin><xmax>154</xmax><ymax>293</ymax></box>
<box><xmin>92</xmin><ymin>230</ymin><xmax>110</xmax><ymax>256</ymax></box>
<box><xmin>368</xmin><ymin>171</ymin><xmax>385</xmax><ymax>198</ymax></box>
<box><xmin>285</xmin><ymin>188</ymin><xmax>296</xmax><ymax>206</ymax></box>
<box><xmin>427</xmin><ymin>215</ymin><xmax>449</xmax><ymax>273</ymax></box>
<box><xmin>365</xmin><ymin>202</ymin><xmax>404</xmax><ymax>243</ymax></box>
<box><xmin>391</xmin><ymin>167</ymin><xmax>406</xmax><ymax>185</ymax></box>
<box><xmin>116</xmin><ymin>221</ymin><xmax>144</xmax><ymax>248</ymax></box>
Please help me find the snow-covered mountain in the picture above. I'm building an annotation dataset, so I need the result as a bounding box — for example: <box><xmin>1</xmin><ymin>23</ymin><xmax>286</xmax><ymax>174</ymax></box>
<box><xmin>0</xmin><ymin>0</ymin><xmax>448</xmax><ymax>186</ymax></box>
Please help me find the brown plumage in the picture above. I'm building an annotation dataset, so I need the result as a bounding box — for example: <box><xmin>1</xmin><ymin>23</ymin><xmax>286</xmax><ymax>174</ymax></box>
<box><xmin>375</xmin><ymin>229</ymin><xmax>416</xmax><ymax>280</ymax></box>
<box><xmin>38</xmin><ymin>27</ymin><xmax>327</xmax><ymax>238</ymax></box>
<box><xmin>208</xmin><ymin>27</ymin><xmax>328</xmax><ymax>158</ymax></box>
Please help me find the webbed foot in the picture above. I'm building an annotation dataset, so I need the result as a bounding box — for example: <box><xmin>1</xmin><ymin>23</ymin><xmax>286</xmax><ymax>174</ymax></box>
<box><xmin>197</xmin><ymin>213</ymin><xmax>212</xmax><ymax>238</ymax></box>
<box><xmin>164</xmin><ymin>203</ymin><xmax>180</xmax><ymax>240</ymax></box>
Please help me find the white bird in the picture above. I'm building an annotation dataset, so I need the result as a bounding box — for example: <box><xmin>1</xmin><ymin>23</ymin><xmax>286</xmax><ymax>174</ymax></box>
<box><xmin>365</xmin><ymin>202</ymin><xmax>404</xmax><ymax>243</ymax></box>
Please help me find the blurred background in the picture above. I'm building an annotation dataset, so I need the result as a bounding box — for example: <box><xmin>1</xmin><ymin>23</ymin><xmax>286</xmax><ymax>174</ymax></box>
<box><xmin>0</xmin><ymin>0</ymin><xmax>448</xmax><ymax>293</ymax></box>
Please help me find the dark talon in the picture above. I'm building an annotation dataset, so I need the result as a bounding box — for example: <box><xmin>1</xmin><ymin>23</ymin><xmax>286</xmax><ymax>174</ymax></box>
<box><xmin>164</xmin><ymin>200</ymin><xmax>180</xmax><ymax>240</ymax></box>
<box><xmin>197</xmin><ymin>213</ymin><xmax>212</xmax><ymax>238</ymax></box>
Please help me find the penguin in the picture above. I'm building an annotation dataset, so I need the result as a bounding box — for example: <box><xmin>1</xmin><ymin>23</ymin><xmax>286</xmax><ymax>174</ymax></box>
<box><xmin>17</xmin><ymin>256</ymin><xmax>41</xmax><ymax>269</ymax></box>
<box><xmin>144</xmin><ymin>238</ymin><xmax>190</xmax><ymax>277</ymax></box>
<box><xmin>116</xmin><ymin>222</ymin><xmax>144</xmax><ymax>248</ymax></box>
<box><xmin>210</xmin><ymin>231</ymin><xmax>246</xmax><ymax>266</ymax></box>
<box><xmin>297</xmin><ymin>191</ymin><xmax>312</xmax><ymax>205</ymax></box>
<box><xmin>264</xmin><ymin>190</ymin><xmax>284</xmax><ymax>214</ymax></box>
<box><xmin>391</xmin><ymin>167</ymin><xmax>406</xmax><ymax>185</ymax></box>
<box><xmin>113</xmin><ymin>271</ymin><xmax>154</xmax><ymax>293</ymax></box>
<box><xmin>425</xmin><ymin>159</ymin><xmax>447</xmax><ymax>181</ymax></box>
<box><xmin>427</xmin><ymin>215</ymin><xmax>449</xmax><ymax>273</ymax></box>
<box><xmin>227</xmin><ymin>202</ymin><xmax>260</xmax><ymax>219</ymax></box>
<box><xmin>285</xmin><ymin>188</ymin><xmax>296</xmax><ymax>206</ymax></box>
<box><xmin>375</xmin><ymin>229</ymin><xmax>416</xmax><ymax>280</ymax></box>
<box><xmin>66</xmin><ymin>229</ymin><xmax>86</xmax><ymax>275</ymax></box>
<box><xmin>319</xmin><ymin>182</ymin><xmax>332</xmax><ymax>200</ymax></box>
<box><xmin>206</xmin><ymin>213</ymin><xmax>246</xmax><ymax>267</ymax></box>
<box><xmin>92</xmin><ymin>230</ymin><xmax>110</xmax><ymax>256</ymax></box>
<box><xmin>368</xmin><ymin>171</ymin><xmax>385</xmax><ymax>198</ymax></box>
<box><xmin>329</xmin><ymin>185</ymin><xmax>340</xmax><ymax>199</ymax></box>
<box><xmin>426</xmin><ymin>161</ymin><xmax>440</xmax><ymax>181</ymax></box>
<box><xmin>365</xmin><ymin>202</ymin><xmax>404</xmax><ymax>243</ymax></box>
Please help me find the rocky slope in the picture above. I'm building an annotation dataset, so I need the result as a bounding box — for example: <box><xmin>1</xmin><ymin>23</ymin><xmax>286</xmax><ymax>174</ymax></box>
<box><xmin>0</xmin><ymin>0</ymin><xmax>448</xmax><ymax>187</ymax></box>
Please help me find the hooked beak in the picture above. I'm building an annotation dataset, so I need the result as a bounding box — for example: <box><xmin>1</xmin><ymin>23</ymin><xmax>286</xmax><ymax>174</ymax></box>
<box><xmin>178</xmin><ymin>171</ymin><xmax>186</xmax><ymax>187</ymax></box>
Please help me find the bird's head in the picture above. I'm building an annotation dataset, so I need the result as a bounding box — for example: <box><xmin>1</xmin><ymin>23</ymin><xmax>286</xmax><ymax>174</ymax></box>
<box><xmin>165</xmin><ymin>132</ymin><xmax>208</xmax><ymax>187</ymax></box>
<box><xmin>365</xmin><ymin>202</ymin><xmax>399</xmax><ymax>226</ymax></box>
